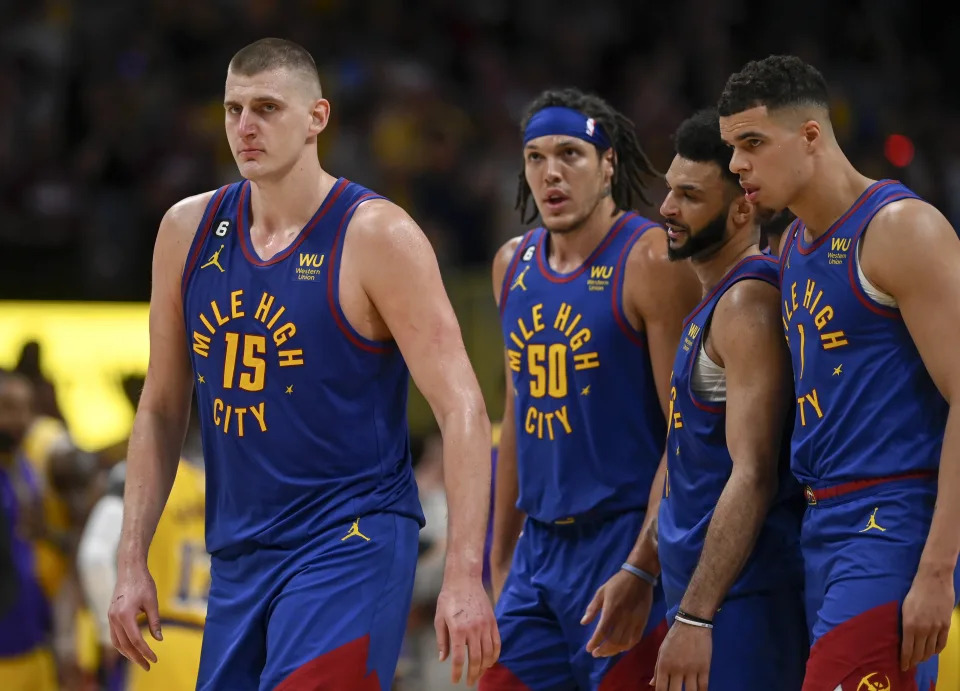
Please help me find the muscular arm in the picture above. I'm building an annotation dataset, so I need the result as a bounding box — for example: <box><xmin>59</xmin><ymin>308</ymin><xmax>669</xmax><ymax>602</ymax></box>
<box><xmin>862</xmin><ymin>200</ymin><xmax>960</xmax><ymax>580</ymax></box>
<box><xmin>489</xmin><ymin>238</ymin><xmax>526</xmax><ymax>595</ymax></box>
<box><xmin>678</xmin><ymin>280</ymin><xmax>792</xmax><ymax>617</ymax></box>
<box><xmin>117</xmin><ymin>196</ymin><xmax>206</xmax><ymax>562</ymax></box>
<box><xmin>622</xmin><ymin>229</ymin><xmax>701</xmax><ymax>574</ymax></box>
<box><xmin>355</xmin><ymin>201</ymin><xmax>492</xmax><ymax>580</ymax></box>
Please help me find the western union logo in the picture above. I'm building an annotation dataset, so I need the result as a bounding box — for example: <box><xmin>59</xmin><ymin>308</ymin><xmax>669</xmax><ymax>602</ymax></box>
<box><xmin>590</xmin><ymin>266</ymin><xmax>613</xmax><ymax>280</ymax></box>
<box><xmin>688</xmin><ymin>323</ymin><xmax>700</xmax><ymax>339</ymax></box>
<box><xmin>299</xmin><ymin>253</ymin><xmax>324</xmax><ymax>268</ymax></box>
<box><xmin>830</xmin><ymin>238</ymin><xmax>851</xmax><ymax>252</ymax></box>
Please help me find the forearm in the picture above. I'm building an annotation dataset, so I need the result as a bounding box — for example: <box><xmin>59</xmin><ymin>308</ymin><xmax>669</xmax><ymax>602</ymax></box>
<box><xmin>625</xmin><ymin>452</ymin><xmax>667</xmax><ymax>574</ymax></box>
<box><xmin>117</xmin><ymin>408</ymin><xmax>186</xmax><ymax>560</ymax></box>
<box><xmin>919</xmin><ymin>405</ymin><xmax>960</xmax><ymax>577</ymax></box>
<box><xmin>489</xmin><ymin>421</ymin><xmax>524</xmax><ymax>572</ymax></box>
<box><xmin>439</xmin><ymin>402</ymin><xmax>492</xmax><ymax>580</ymax></box>
<box><xmin>680</xmin><ymin>469</ymin><xmax>774</xmax><ymax>617</ymax></box>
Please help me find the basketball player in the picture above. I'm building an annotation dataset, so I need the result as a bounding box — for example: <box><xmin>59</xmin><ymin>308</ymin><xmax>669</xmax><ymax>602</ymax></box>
<box><xmin>108</xmin><ymin>38</ymin><xmax>498</xmax><ymax>690</ymax></box>
<box><xmin>482</xmin><ymin>88</ymin><xmax>700</xmax><ymax>690</ymax></box>
<box><xmin>719</xmin><ymin>55</ymin><xmax>960</xmax><ymax>691</ymax></box>
<box><xmin>648</xmin><ymin>108</ymin><xmax>806</xmax><ymax>690</ymax></box>
<box><xmin>0</xmin><ymin>373</ymin><xmax>57</xmax><ymax>691</ymax></box>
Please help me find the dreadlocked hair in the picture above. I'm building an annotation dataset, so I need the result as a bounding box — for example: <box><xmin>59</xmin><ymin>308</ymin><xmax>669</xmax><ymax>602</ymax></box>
<box><xmin>515</xmin><ymin>88</ymin><xmax>661</xmax><ymax>225</ymax></box>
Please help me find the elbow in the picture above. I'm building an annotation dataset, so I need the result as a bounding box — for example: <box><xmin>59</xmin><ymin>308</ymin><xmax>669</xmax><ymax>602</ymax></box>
<box><xmin>731</xmin><ymin>463</ymin><xmax>778</xmax><ymax>504</ymax></box>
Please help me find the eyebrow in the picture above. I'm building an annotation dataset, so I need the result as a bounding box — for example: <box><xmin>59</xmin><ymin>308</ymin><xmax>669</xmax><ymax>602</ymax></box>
<box><xmin>223</xmin><ymin>95</ymin><xmax>285</xmax><ymax>107</ymax></box>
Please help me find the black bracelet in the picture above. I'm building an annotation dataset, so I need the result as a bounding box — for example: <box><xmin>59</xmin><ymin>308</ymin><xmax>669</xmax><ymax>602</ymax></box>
<box><xmin>675</xmin><ymin>608</ymin><xmax>714</xmax><ymax>627</ymax></box>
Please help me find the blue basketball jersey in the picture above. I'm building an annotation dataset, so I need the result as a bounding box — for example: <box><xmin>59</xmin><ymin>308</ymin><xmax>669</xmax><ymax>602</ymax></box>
<box><xmin>780</xmin><ymin>180</ymin><xmax>948</xmax><ymax>487</ymax></box>
<box><xmin>658</xmin><ymin>256</ymin><xmax>803</xmax><ymax>608</ymax></box>
<box><xmin>498</xmin><ymin>213</ymin><xmax>666</xmax><ymax>523</ymax></box>
<box><xmin>182</xmin><ymin>179</ymin><xmax>423</xmax><ymax>554</ymax></box>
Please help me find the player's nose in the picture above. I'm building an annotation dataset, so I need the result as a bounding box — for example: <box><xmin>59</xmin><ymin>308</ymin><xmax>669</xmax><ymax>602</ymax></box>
<box><xmin>729</xmin><ymin>147</ymin><xmax>749</xmax><ymax>174</ymax></box>
<box><xmin>660</xmin><ymin>193</ymin><xmax>678</xmax><ymax>219</ymax></box>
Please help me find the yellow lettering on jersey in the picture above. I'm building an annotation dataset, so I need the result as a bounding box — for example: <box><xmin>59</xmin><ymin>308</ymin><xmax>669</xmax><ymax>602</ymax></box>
<box><xmin>192</xmin><ymin>332</ymin><xmax>211</xmax><ymax>358</ymax></box>
<box><xmin>791</xmin><ymin>281</ymin><xmax>799</xmax><ymax>313</ymax></box>
<box><xmin>211</xmin><ymin>299</ymin><xmax>229</xmax><ymax>326</ymax></box>
<box><xmin>230</xmin><ymin>289</ymin><xmax>245</xmax><ymax>319</ymax></box>
<box><xmin>554</xmin><ymin>302</ymin><xmax>573</xmax><ymax>332</ymax></box>
<box><xmin>831</xmin><ymin>238</ymin><xmax>851</xmax><ymax>252</ymax></box>
<box><xmin>518</xmin><ymin>317</ymin><xmax>534</xmax><ymax>341</ymax></box>
<box><xmin>273</xmin><ymin>322</ymin><xmax>296</xmax><ymax>347</ymax></box>
<box><xmin>199</xmin><ymin>313</ymin><xmax>217</xmax><ymax>335</ymax></box>
<box><xmin>814</xmin><ymin>305</ymin><xmax>833</xmax><ymax>329</ymax></box>
<box><xmin>508</xmin><ymin>350</ymin><xmax>522</xmax><ymax>372</ymax></box>
<box><xmin>797</xmin><ymin>389</ymin><xmax>825</xmax><ymax>427</ymax></box>
<box><xmin>234</xmin><ymin>408</ymin><xmax>246</xmax><ymax>437</ymax></box>
<box><xmin>820</xmin><ymin>331</ymin><xmax>849</xmax><ymax>349</ymax></box>
<box><xmin>573</xmin><ymin>352</ymin><xmax>600</xmax><ymax>370</ymax></box>
<box><xmin>669</xmin><ymin>383</ymin><xmax>683</xmax><ymax>429</ymax></box>
<box><xmin>255</xmin><ymin>292</ymin><xmax>275</xmax><ymax>323</ymax></box>
<box><xmin>590</xmin><ymin>266</ymin><xmax>613</xmax><ymax>280</ymax></box>
<box><xmin>523</xmin><ymin>404</ymin><xmax>572</xmax><ymax>440</ymax></box>
<box><xmin>249</xmin><ymin>402</ymin><xmax>267</xmax><ymax>432</ymax></box>
<box><xmin>265</xmin><ymin>305</ymin><xmax>285</xmax><ymax>330</ymax></box>
<box><xmin>509</xmin><ymin>332</ymin><xmax>526</xmax><ymax>350</ymax></box>
<box><xmin>299</xmin><ymin>253</ymin><xmax>324</xmax><ymax>268</ymax></box>
<box><xmin>563</xmin><ymin>314</ymin><xmax>583</xmax><ymax>339</ymax></box>
<box><xmin>531</xmin><ymin>303</ymin><xmax>545</xmax><ymax>332</ymax></box>
<box><xmin>213</xmin><ymin>398</ymin><xmax>223</xmax><ymax>425</ymax></box>
<box><xmin>569</xmin><ymin>327</ymin><xmax>591</xmax><ymax>351</ymax></box>
<box><xmin>277</xmin><ymin>349</ymin><xmax>304</xmax><ymax>367</ymax></box>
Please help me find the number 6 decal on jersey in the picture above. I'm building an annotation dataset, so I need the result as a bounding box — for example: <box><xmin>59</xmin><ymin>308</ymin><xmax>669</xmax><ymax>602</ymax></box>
<box><xmin>215</xmin><ymin>220</ymin><xmax>230</xmax><ymax>237</ymax></box>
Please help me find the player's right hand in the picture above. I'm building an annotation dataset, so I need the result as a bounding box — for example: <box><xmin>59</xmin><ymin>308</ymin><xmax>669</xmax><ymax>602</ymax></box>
<box><xmin>581</xmin><ymin>568</ymin><xmax>654</xmax><ymax>658</ymax></box>
<box><xmin>108</xmin><ymin>560</ymin><xmax>162</xmax><ymax>671</ymax></box>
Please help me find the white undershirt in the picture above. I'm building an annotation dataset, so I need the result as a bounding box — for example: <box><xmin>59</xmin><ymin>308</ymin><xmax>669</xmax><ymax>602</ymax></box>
<box><xmin>856</xmin><ymin>236</ymin><xmax>898</xmax><ymax>307</ymax></box>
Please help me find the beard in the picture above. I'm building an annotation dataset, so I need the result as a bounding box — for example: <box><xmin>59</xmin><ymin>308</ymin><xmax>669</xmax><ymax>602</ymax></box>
<box><xmin>667</xmin><ymin>210</ymin><xmax>729</xmax><ymax>262</ymax></box>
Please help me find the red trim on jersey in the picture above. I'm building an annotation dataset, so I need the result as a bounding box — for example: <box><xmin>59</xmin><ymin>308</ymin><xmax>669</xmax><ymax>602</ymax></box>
<box><xmin>805</xmin><ymin>469</ymin><xmax>936</xmax><ymax>504</ymax></box>
<box><xmin>478</xmin><ymin>663</ymin><xmax>534</xmax><ymax>690</ymax></box>
<box><xmin>803</xmin><ymin>601</ymin><xmax>918</xmax><ymax>691</ymax></box>
<box><xmin>535</xmin><ymin>213</ymin><xmax>633</xmax><ymax>283</ymax></box>
<box><xmin>598</xmin><ymin>618</ymin><xmax>667</xmax><ymax>690</ymax></box>
<box><xmin>498</xmin><ymin>229</ymin><xmax>537</xmax><ymax>317</ymax></box>
<box><xmin>273</xmin><ymin>635</ymin><xmax>380</xmax><ymax>691</ymax></box>
<box><xmin>795</xmin><ymin>180</ymin><xmax>897</xmax><ymax>256</ymax></box>
<box><xmin>237</xmin><ymin>178</ymin><xmax>348</xmax><ymax>267</ymax></box>
<box><xmin>327</xmin><ymin>193</ymin><xmax>395</xmax><ymax>354</ymax></box>
<box><xmin>846</xmin><ymin>193</ymin><xmax>917</xmax><ymax>319</ymax></box>
<box><xmin>611</xmin><ymin>221</ymin><xmax>657</xmax><ymax>348</ymax></box>
<box><xmin>180</xmin><ymin>185</ymin><xmax>229</xmax><ymax>301</ymax></box>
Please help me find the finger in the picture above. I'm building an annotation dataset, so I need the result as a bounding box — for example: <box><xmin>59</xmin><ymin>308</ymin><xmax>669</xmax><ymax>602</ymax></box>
<box><xmin>466</xmin><ymin>627</ymin><xmax>483</xmax><ymax>686</ymax></box>
<box><xmin>901</xmin><ymin>625</ymin><xmax>915</xmax><ymax>671</ymax></box>
<box><xmin>448</xmin><ymin>621</ymin><xmax>467</xmax><ymax>684</ymax></box>
<box><xmin>700</xmin><ymin>670</ymin><xmax>710</xmax><ymax>691</ymax></box>
<box><xmin>905</xmin><ymin>627</ymin><xmax>926</xmax><ymax>671</ymax></box>
<box><xmin>669</xmin><ymin>671</ymin><xmax>686</xmax><ymax>691</ymax></box>
<box><xmin>920</xmin><ymin>629</ymin><xmax>939</xmax><ymax>665</ymax></box>
<box><xmin>586</xmin><ymin>606</ymin><xmax>612</xmax><ymax>654</ymax></box>
<box><xmin>143</xmin><ymin>592</ymin><xmax>163</xmax><ymax>641</ymax></box>
<box><xmin>581</xmin><ymin>590</ymin><xmax>603</xmax><ymax>625</ymax></box>
<box><xmin>936</xmin><ymin>627</ymin><xmax>951</xmax><ymax>656</ymax></box>
<box><xmin>478</xmin><ymin>625</ymin><xmax>495</xmax><ymax>676</ymax></box>
<box><xmin>685</xmin><ymin>672</ymin><xmax>700</xmax><ymax>691</ymax></box>
<box><xmin>113</xmin><ymin>620</ymin><xmax>149</xmax><ymax>671</ymax></box>
<box><xmin>435</xmin><ymin>613</ymin><xmax>449</xmax><ymax>662</ymax></box>
<box><xmin>655</xmin><ymin>660</ymin><xmax>670</xmax><ymax>691</ymax></box>
<box><xmin>492</xmin><ymin>616</ymin><xmax>502</xmax><ymax>663</ymax></box>
<box><xmin>122</xmin><ymin>612</ymin><xmax>157</xmax><ymax>666</ymax></box>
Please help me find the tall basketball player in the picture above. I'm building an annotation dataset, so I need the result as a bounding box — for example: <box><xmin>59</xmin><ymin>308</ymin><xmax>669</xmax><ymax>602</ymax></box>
<box><xmin>107</xmin><ymin>38</ymin><xmax>498</xmax><ymax>690</ymax></box>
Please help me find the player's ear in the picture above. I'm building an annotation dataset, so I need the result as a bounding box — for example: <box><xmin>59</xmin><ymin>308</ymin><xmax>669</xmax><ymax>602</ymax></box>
<box><xmin>601</xmin><ymin>148</ymin><xmax>616</xmax><ymax>184</ymax></box>
<box><xmin>310</xmin><ymin>98</ymin><xmax>331</xmax><ymax>137</ymax></box>
<box><xmin>730</xmin><ymin>193</ymin><xmax>752</xmax><ymax>227</ymax></box>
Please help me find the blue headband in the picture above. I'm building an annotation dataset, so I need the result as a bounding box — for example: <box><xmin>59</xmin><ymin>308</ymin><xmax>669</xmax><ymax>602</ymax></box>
<box><xmin>523</xmin><ymin>106</ymin><xmax>612</xmax><ymax>150</ymax></box>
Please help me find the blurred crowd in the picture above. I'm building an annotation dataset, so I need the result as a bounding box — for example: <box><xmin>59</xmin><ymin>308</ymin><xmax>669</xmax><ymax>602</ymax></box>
<box><xmin>0</xmin><ymin>0</ymin><xmax>957</xmax><ymax>302</ymax></box>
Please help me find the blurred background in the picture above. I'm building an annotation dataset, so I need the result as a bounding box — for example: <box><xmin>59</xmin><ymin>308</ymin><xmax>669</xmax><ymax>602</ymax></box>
<box><xmin>0</xmin><ymin>0</ymin><xmax>957</xmax><ymax>688</ymax></box>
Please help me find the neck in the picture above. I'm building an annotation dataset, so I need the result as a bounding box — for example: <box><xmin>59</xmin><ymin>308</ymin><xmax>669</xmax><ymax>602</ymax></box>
<box><xmin>789</xmin><ymin>147</ymin><xmax>874</xmax><ymax>239</ymax></box>
<box><xmin>248</xmin><ymin>152</ymin><xmax>337</xmax><ymax>235</ymax></box>
<box><xmin>691</xmin><ymin>232</ymin><xmax>760</xmax><ymax>295</ymax></box>
<box><xmin>547</xmin><ymin>197</ymin><xmax>622</xmax><ymax>271</ymax></box>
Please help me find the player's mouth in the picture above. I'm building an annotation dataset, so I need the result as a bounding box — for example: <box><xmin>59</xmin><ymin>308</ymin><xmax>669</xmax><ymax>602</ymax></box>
<box><xmin>238</xmin><ymin>148</ymin><xmax>264</xmax><ymax>158</ymax></box>
<box><xmin>543</xmin><ymin>190</ymin><xmax>570</xmax><ymax>212</ymax></box>
<box><xmin>740</xmin><ymin>181</ymin><xmax>760</xmax><ymax>202</ymax></box>
<box><xmin>665</xmin><ymin>223</ymin><xmax>688</xmax><ymax>243</ymax></box>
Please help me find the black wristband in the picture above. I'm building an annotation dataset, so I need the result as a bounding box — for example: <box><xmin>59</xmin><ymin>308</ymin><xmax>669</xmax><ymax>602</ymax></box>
<box><xmin>675</xmin><ymin>608</ymin><xmax>714</xmax><ymax>626</ymax></box>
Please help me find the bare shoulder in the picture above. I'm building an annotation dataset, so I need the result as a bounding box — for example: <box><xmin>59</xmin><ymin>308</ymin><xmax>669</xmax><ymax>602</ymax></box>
<box><xmin>861</xmin><ymin>197</ymin><xmax>959</xmax><ymax>292</ymax></box>
<box><xmin>347</xmin><ymin>197</ymin><xmax>420</xmax><ymax>244</ymax></box>
<box><xmin>624</xmin><ymin>223</ymin><xmax>699</xmax><ymax>314</ymax></box>
<box><xmin>155</xmin><ymin>189</ymin><xmax>221</xmax><ymax>278</ymax></box>
<box><xmin>710</xmin><ymin>278</ymin><xmax>782</xmax><ymax>364</ymax></box>
<box><xmin>625</xmin><ymin>221</ymin><xmax>669</xmax><ymax>271</ymax></box>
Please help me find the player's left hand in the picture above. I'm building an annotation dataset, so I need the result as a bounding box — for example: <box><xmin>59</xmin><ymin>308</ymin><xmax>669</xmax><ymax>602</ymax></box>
<box><xmin>435</xmin><ymin>575</ymin><xmax>501</xmax><ymax>685</ymax></box>
<box><xmin>653</xmin><ymin>620</ymin><xmax>711</xmax><ymax>691</ymax></box>
<box><xmin>900</xmin><ymin>567</ymin><xmax>955</xmax><ymax>671</ymax></box>
<box><xmin>582</xmin><ymin>569</ymin><xmax>653</xmax><ymax>657</ymax></box>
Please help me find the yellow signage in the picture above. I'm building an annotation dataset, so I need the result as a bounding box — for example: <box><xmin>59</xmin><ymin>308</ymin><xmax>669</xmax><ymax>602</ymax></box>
<box><xmin>0</xmin><ymin>301</ymin><xmax>150</xmax><ymax>451</ymax></box>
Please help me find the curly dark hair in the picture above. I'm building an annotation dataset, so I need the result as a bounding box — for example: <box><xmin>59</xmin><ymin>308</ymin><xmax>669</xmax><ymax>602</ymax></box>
<box><xmin>717</xmin><ymin>55</ymin><xmax>829</xmax><ymax>117</ymax></box>
<box><xmin>516</xmin><ymin>88</ymin><xmax>660</xmax><ymax>224</ymax></box>
<box><xmin>673</xmin><ymin>108</ymin><xmax>739</xmax><ymax>185</ymax></box>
